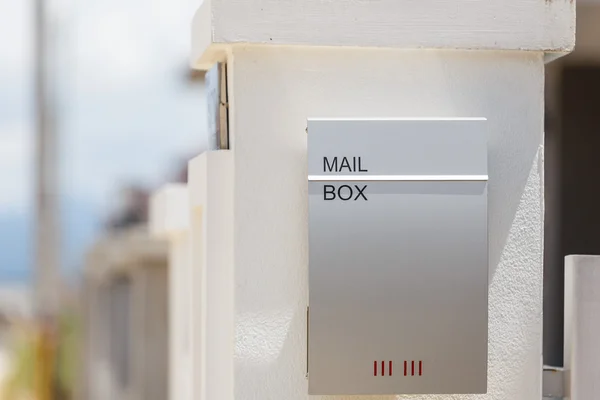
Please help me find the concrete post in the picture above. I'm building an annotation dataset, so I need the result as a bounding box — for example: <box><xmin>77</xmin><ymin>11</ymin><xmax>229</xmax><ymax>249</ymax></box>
<box><xmin>133</xmin><ymin>263</ymin><xmax>169</xmax><ymax>400</ymax></box>
<box><xmin>564</xmin><ymin>255</ymin><xmax>600</xmax><ymax>400</ymax></box>
<box><xmin>188</xmin><ymin>152</ymin><xmax>234</xmax><ymax>400</ymax></box>
<box><xmin>189</xmin><ymin>1</ymin><xmax>575</xmax><ymax>399</ymax></box>
<box><xmin>150</xmin><ymin>185</ymin><xmax>193</xmax><ymax>400</ymax></box>
<box><xmin>81</xmin><ymin>230</ymin><xmax>169</xmax><ymax>400</ymax></box>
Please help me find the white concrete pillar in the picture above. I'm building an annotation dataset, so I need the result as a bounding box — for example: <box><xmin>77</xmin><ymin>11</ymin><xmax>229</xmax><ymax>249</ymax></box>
<box><xmin>90</xmin><ymin>282</ymin><xmax>114</xmax><ymax>400</ymax></box>
<box><xmin>82</xmin><ymin>230</ymin><xmax>169</xmax><ymax>400</ymax></box>
<box><xmin>150</xmin><ymin>185</ymin><xmax>193</xmax><ymax>400</ymax></box>
<box><xmin>188</xmin><ymin>152</ymin><xmax>234</xmax><ymax>400</ymax></box>
<box><xmin>190</xmin><ymin>1</ymin><xmax>575</xmax><ymax>399</ymax></box>
<box><xmin>564</xmin><ymin>255</ymin><xmax>600</xmax><ymax>400</ymax></box>
<box><xmin>82</xmin><ymin>251</ymin><xmax>119</xmax><ymax>400</ymax></box>
<box><xmin>138</xmin><ymin>263</ymin><xmax>169</xmax><ymax>400</ymax></box>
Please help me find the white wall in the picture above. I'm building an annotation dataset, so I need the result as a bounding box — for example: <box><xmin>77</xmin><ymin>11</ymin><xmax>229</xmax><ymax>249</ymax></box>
<box><xmin>228</xmin><ymin>46</ymin><xmax>544</xmax><ymax>400</ymax></box>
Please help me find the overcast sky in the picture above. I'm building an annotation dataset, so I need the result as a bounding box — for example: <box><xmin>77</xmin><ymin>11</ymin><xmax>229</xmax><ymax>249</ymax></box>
<box><xmin>0</xmin><ymin>0</ymin><xmax>207</xmax><ymax>279</ymax></box>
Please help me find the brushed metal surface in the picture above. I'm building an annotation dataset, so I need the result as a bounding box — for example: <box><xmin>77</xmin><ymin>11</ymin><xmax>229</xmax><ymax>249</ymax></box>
<box><xmin>307</xmin><ymin>119</ymin><xmax>488</xmax><ymax>395</ymax></box>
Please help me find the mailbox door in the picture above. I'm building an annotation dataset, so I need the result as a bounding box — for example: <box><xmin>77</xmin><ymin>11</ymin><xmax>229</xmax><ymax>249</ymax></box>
<box><xmin>307</xmin><ymin>119</ymin><xmax>488</xmax><ymax>395</ymax></box>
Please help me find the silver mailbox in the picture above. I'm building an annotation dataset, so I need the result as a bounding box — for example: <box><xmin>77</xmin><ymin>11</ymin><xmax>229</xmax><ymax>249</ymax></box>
<box><xmin>307</xmin><ymin>118</ymin><xmax>488</xmax><ymax>395</ymax></box>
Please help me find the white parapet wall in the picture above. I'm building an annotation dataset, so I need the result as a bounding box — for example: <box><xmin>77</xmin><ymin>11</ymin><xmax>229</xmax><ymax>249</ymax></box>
<box><xmin>564</xmin><ymin>255</ymin><xmax>600</xmax><ymax>400</ymax></box>
<box><xmin>188</xmin><ymin>0</ymin><xmax>575</xmax><ymax>399</ymax></box>
<box><xmin>81</xmin><ymin>228</ymin><xmax>169</xmax><ymax>400</ymax></box>
<box><xmin>150</xmin><ymin>185</ymin><xmax>193</xmax><ymax>400</ymax></box>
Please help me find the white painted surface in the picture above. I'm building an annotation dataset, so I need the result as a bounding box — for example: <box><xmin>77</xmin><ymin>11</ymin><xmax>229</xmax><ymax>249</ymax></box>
<box><xmin>191</xmin><ymin>0</ymin><xmax>574</xmax><ymax>68</ymax></box>
<box><xmin>564</xmin><ymin>255</ymin><xmax>600</xmax><ymax>400</ymax></box>
<box><xmin>131</xmin><ymin>262</ymin><xmax>169</xmax><ymax>400</ymax></box>
<box><xmin>150</xmin><ymin>184</ymin><xmax>190</xmax><ymax>236</ymax></box>
<box><xmin>169</xmin><ymin>235</ymin><xmax>193</xmax><ymax>400</ymax></box>
<box><xmin>189</xmin><ymin>152</ymin><xmax>235</xmax><ymax>400</ymax></box>
<box><xmin>542</xmin><ymin>366</ymin><xmax>565</xmax><ymax>398</ymax></box>
<box><xmin>219</xmin><ymin>46</ymin><xmax>545</xmax><ymax>399</ymax></box>
<box><xmin>150</xmin><ymin>185</ymin><xmax>193</xmax><ymax>400</ymax></box>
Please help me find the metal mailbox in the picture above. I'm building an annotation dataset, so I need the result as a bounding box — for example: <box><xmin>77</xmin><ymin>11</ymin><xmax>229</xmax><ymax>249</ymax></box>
<box><xmin>307</xmin><ymin>118</ymin><xmax>488</xmax><ymax>395</ymax></box>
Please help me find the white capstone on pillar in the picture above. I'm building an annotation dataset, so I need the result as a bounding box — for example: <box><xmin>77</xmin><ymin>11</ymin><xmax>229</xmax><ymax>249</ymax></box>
<box><xmin>150</xmin><ymin>185</ymin><xmax>193</xmax><ymax>400</ymax></box>
<box><xmin>190</xmin><ymin>1</ymin><xmax>575</xmax><ymax>399</ymax></box>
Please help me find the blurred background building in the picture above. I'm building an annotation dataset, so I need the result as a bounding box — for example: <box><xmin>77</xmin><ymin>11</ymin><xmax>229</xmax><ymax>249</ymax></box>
<box><xmin>0</xmin><ymin>0</ymin><xmax>205</xmax><ymax>397</ymax></box>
